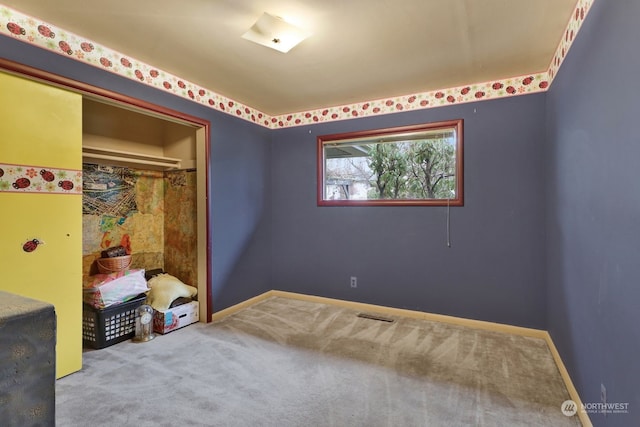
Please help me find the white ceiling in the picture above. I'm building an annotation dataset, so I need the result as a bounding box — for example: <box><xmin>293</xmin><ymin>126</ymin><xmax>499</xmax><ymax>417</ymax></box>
<box><xmin>2</xmin><ymin>0</ymin><xmax>578</xmax><ymax>116</ymax></box>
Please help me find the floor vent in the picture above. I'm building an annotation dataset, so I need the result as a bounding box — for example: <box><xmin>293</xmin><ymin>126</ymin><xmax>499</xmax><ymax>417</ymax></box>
<box><xmin>357</xmin><ymin>313</ymin><xmax>395</xmax><ymax>323</ymax></box>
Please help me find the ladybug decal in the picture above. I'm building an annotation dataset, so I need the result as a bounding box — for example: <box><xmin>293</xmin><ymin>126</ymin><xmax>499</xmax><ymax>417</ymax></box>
<box><xmin>23</xmin><ymin>239</ymin><xmax>42</xmax><ymax>253</ymax></box>
<box><xmin>40</xmin><ymin>169</ymin><xmax>55</xmax><ymax>182</ymax></box>
<box><xmin>408</xmin><ymin>96</ymin><xmax>416</xmax><ymax>103</ymax></box>
<box><xmin>13</xmin><ymin>177</ymin><xmax>30</xmax><ymax>189</ymax></box>
<box><xmin>522</xmin><ymin>76</ymin><xmax>534</xmax><ymax>85</ymax></box>
<box><xmin>435</xmin><ymin>92</ymin><xmax>444</xmax><ymax>99</ymax></box>
<box><xmin>80</xmin><ymin>42</ymin><xmax>94</xmax><ymax>52</ymax></box>
<box><xmin>474</xmin><ymin>91</ymin><xmax>485</xmax><ymax>99</ymax></box>
<box><xmin>37</xmin><ymin>25</ymin><xmax>55</xmax><ymax>38</ymax></box>
<box><xmin>134</xmin><ymin>70</ymin><xmax>144</xmax><ymax>81</ymax></box>
<box><xmin>177</xmin><ymin>81</ymin><xmax>186</xmax><ymax>89</ymax></box>
<box><xmin>0</xmin><ymin>167</ymin><xmax>4</xmax><ymax>178</ymax></box>
<box><xmin>7</xmin><ymin>23</ymin><xmax>25</xmax><ymax>36</ymax></box>
<box><xmin>120</xmin><ymin>57</ymin><xmax>132</xmax><ymax>68</ymax></box>
<box><xmin>446</xmin><ymin>95</ymin><xmax>455</xmax><ymax>103</ymax></box>
<box><xmin>58</xmin><ymin>180</ymin><xmax>74</xmax><ymax>191</ymax></box>
<box><xmin>506</xmin><ymin>86</ymin><xmax>516</xmax><ymax>94</ymax></box>
<box><xmin>539</xmin><ymin>81</ymin><xmax>549</xmax><ymax>89</ymax></box>
<box><xmin>59</xmin><ymin>41</ymin><xmax>73</xmax><ymax>55</ymax></box>
<box><xmin>99</xmin><ymin>57</ymin><xmax>112</xmax><ymax>68</ymax></box>
<box><xmin>163</xmin><ymin>81</ymin><xmax>172</xmax><ymax>89</ymax></box>
<box><xmin>187</xmin><ymin>90</ymin><xmax>194</xmax><ymax>99</ymax></box>
<box><xmin>149</xmin><ymin>69</ymin><xmax>159</xmax><ymax>78</ymax></box>
<box><xmin>460</xmin><ymin>87</ymin><xmax>470</xmax><ymax>95</ymax></box>
<box><xmin>492</xmin><ymin>82</ymin><xmax>504</xmax><ymax>90</ymax></box>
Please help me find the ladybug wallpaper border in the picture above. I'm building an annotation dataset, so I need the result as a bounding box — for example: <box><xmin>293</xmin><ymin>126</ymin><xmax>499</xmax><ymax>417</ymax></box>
<box><xmin>0</xmin><ymin>0</ymin><xmax>594</xmax><ymax>129</ymax></box>
<box><xmin>0</xmin><ymin>162</ymin><xmax>82</xmax><ymax>195</ymax></box>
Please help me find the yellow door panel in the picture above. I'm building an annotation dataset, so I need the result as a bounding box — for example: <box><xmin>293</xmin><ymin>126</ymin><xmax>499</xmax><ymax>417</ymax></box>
<box><xmin>0</xmin><ymin>72</ymin><xmax>81</xmax><ymax>169</ymax></box>
<box><xmin>0</xmin><ymin>193</ymin><xmax>82</xmax><ymax>378</ymax></box>
<box><xmin>0</xmin><ymin>71</ymin><xmax>82</xmax><ymax>378</ymax></box>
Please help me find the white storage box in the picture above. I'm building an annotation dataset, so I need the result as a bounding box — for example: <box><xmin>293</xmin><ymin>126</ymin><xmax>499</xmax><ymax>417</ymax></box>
<box><xmin>153</xmin><ymin>300</ymin><xmax>199</xmax><ymax>334</ymax></box>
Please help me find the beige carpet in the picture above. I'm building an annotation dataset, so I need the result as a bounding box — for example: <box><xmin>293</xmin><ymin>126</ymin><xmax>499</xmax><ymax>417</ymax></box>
<box><xmin>56</xmin><ymin>296</ymin><xmax>581</xmax><ymax>426</ymax></box>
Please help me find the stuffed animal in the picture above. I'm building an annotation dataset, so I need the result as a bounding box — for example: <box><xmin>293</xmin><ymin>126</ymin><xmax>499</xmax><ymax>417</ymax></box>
<box><xmin>145</xmin><ymin>273</ymin><xmax>197</xmax><ymax>311</ymax></box>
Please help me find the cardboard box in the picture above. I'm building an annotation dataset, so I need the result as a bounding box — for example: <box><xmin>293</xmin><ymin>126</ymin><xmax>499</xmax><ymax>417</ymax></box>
<box><xmin>153</xmin><ymin>300</ymin><xmax>199</xmax><ymax>334</ymax></box>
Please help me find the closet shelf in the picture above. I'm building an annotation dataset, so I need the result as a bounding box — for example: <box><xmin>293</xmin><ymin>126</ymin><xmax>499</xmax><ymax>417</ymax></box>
<box><xmin>82</xmin><ymin>145</ymin><xmax>182</xmax><ymax>170</ymax></box>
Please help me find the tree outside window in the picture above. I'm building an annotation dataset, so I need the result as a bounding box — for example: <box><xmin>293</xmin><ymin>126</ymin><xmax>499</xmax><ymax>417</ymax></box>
<box><xmin>318</xmin><ymin>120</ymin><xmax>463</xmax><ymax>206</ymax></box>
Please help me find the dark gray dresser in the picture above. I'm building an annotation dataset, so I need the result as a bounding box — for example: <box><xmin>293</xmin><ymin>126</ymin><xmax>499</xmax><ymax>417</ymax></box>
<box><xmin>0</xmin><ymin>290</ymin><xmax>56</xmax><ymax>426</ymax></box>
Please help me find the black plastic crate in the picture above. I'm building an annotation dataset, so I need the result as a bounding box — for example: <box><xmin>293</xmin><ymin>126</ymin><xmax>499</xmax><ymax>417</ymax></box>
<box><xmin>82</xmin><ymin>294</ymin><xmax>147</xmax><ymax>349</ymax></box>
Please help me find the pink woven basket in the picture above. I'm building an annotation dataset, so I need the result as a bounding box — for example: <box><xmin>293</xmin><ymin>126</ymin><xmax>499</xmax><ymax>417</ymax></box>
<box><xmin>96</xmin><ymin>255</ymin><xmax>132</xmax><ymax>274</ymax></box>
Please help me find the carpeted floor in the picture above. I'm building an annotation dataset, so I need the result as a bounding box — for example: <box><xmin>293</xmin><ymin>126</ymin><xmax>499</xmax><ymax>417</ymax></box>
<box><xmin>56</xmin><ymin>296</ymin><xmax>582</xmax><ymax>426</ymax></box>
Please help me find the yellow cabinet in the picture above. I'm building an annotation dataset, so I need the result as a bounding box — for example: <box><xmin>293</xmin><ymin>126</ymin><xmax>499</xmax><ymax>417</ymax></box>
<box><xmin>0</xmin><ymin>72</ymin><xmax>82</xmax><ymax>378</ymax></box>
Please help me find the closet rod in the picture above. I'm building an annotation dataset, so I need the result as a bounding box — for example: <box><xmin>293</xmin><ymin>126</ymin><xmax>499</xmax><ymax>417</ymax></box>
<box><xmin>82</xmin><ymin>145</ymin><xmax>182</xmax><ymax>169</ymax></box>
<box><xmin>82</xmin><ymin>153</ymin><xmax>181</xmax><ymax>169</ymax></box>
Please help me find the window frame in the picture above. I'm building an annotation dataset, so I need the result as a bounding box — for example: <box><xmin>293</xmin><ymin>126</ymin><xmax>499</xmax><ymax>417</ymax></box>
<box><xmin>317</xmin><ymin>119</ymin><xmax>464</xmax><ymax>207</ymax></box>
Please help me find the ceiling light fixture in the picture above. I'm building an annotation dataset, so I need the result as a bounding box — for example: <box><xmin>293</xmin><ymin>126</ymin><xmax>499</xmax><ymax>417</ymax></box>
<box><xmin>242</xmin><ymin>12</ymin><xmax>310</xmax><ymax>53</ymax></box>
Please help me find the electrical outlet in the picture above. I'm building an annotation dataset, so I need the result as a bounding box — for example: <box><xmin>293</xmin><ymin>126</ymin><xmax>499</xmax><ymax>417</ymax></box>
<box><xmin>601</xmin><ymin>383</ymin><xmax>607</xmax><ymax>417</ymax></box>
<box><xmin>350</xmin><ymin>276</ymin><xmax>357</xmax><ymax>288</ymax></box>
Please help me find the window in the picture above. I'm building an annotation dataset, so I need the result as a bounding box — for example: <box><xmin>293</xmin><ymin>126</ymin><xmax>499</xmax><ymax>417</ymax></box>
<box><xmin>317</xmin><ymin>119</ymin><xmax>463</xmax><ymax>206</ymax></box>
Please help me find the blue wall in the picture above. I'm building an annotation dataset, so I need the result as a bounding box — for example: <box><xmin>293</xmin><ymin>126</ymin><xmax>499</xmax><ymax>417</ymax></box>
<box><xmin>271</xmin><ymin>94</ymin><xmax>548</xmax><ymax>329</ymax></box>
<box><xmin>0</xmin><ymin>35</ymin><xmax>272</xmax><ymax>311</ymax></box>
<box><xmin>1</xmin><ymin>35</ymin><xmax>549</xmax><ymax>330</ymax></box>
<box><xmin>546</xmin><ymin>0</ymin><xmax>640</xmax><ymax>425</ymax></box>
<box><xmin>3</xmin><ymin>35</ymin><xmax>550</xmax><ymax>329</ymax></box>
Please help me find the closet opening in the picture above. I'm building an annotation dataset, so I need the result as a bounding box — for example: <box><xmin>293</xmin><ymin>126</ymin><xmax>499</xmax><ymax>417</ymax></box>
<box><xmin>81</xmin><ymin>97</ymin><xmax>210</xmax><ymax>323</ymax></box>
<box><xmin>0</xmin><ymin>57</ymin><xmax>211</xmax><ymax>323</ymax></box>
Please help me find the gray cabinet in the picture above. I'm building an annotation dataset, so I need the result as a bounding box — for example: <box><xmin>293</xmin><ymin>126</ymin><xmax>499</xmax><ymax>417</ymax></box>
<box><xmin>0</xmin><ymin>291</ymin><xmax>56</xmax><ymax>426</ymax></box>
